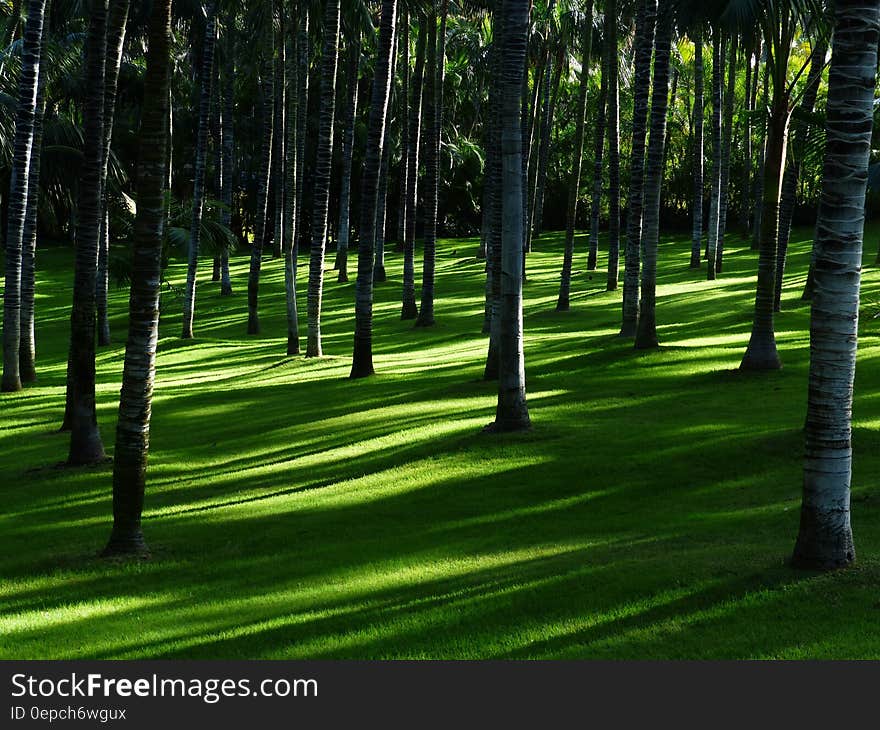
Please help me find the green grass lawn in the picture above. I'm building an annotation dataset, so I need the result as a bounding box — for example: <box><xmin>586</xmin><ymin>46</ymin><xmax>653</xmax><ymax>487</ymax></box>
<box><xmin>3</xmin><ymin>227</ymin><xmax>880</xmax><ymax>659</ymax></box>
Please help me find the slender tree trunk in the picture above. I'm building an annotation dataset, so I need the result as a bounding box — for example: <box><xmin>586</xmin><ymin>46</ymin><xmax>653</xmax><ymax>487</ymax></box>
<box><xmin>740</xmin><ymin>40</ymin><xmax>754</xmax><ymax>236</ymax></box>
<box><xmin>415</xmin><ymin>1</ymin><xmax>447</xmax><ymax>328</ymax></box>
<box><xmin>587</xmin><ymin>43</ymin><xmax>608</xmax><ymax>271</ymax></box>
<box><xmin>283</xmin><ymin>4</ymin><xmax>300</xmax><ymax>355</ymax></box>
<box><xmin>775</xmin><ymin>39</ymin><xmax>826</xmax><ymax>311</ymax></box>
<box><xmin>96</xmin><ymin>0</ymin><xmax>130</xmax><ymax>347</ymax></box>
<box><xmin>620</xmin><ymin>0</ymin><xmax>657</xmax><ymax>336</ymax></box>
<box><xmin>491</xmin><ymin>0</ymin><xmax>530</xmax><ymax>432</ymax></box>
<box><xmin>531</xmin><ymin>0</ymin><xmax>556</xmax><ymax>240</ymax></box>
<box><xmin>484</xmin><ymin>8</ymin><xmax>503</xmax><ymax>377</ymax></box>
<box><xmin>246</xmin><ymin>7</ymin><xmax>276</xmax><ymax>336</ymax></box>
<box><xmin>295</xmin><ymin>9</ymin><xmax>310</xmax><ymax>260</ymax></box>
<box><xmin>305</xmin><ymin>0</ymin><xmax>340</xmax><ymax>356</ymax></box>
<box><xmin>350</xmin><ymin>0</ymin><xmax>397</xmax><ymax>377</ymax></box>
<box><xmin>792</xmin><ymin>0</ymin><xmax>878</xmax><ymax>570</ymax></box>
<box><xmin>220</xmin><ymin>22</ymin><xmax>234</xmax><ymax>296</ymax></box>
<box><xmin>715</xmin><ymin>33</ymin><xmax>736</xmax><ymax>274</ymax></box>
<box><xmin>373</xmin><ymin>26</ymin><xmax>398</xmax><ymax>285</ymax></box>
<box><xmin>335</xmin><ymin>33</ymin><xmax>361</xmax><ymax>281</ymax></box>
<box><xmin>2</xmin><ymin>0</ymin><xmax>47</xmax><ymax>393</ymax></box>
<box><xmin>705</xmin><ymin>28</ymin><xmax>723</xmax><ymax>280</ymax></box>
<box><xmin>605</xmin><ymin>0</ymin><xmax>621</xmax><ymax>292</ymax></box>
<box><xmin>272</xmin><ymin>11</ymin><xmax>286</xmax><ymax>260</ymax></box>
<box><xmin>555</xmin><ymin>0</ymin><xmax>593</xmax><ymax>310</ymax></box>
<box><xmin>66</xmin><ymin>0</ymin><xmax>108</xmax><ymax>465</ymax></box>
<box><xmin>633</xmin><ymin>0</ymin><xmax>672</xmax><ymax>350</ymax></box>
<box><xmin>751</xmin><ymin>58</ymin><xmax>769</xmax><ymax>251</ymax></box>
<box><xmin>394</xmin><ymin>10</ymin><xmax>409</xmax><ymax>252</ymax></box>
<box><xmin>103</xmin><ymin>0</ymin><xmax>172</xmax><ymax>557</ymax></box>
<box><xmin>18</xmin><ymin>2</ymin><xmax>49</xmax><ymax>384</ymax></box>
<box><xmin>401</xmin><ymin>17</ymin><xmax>426</xmax><ymax>320</ymax></box>
<box><xmin>689</xmin><ymin>29</ymin><xmax>704</xmax><ymax>269</ymax></box>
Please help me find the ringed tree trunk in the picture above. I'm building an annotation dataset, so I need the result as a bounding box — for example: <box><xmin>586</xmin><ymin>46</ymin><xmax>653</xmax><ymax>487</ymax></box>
<box><xmin>181</xmin><ymin>0</ymin><xmax>217</xmax><ymax>340</ymax></box>
<box><xmin>555</xmin><ymin>0</ymin><xmax>593</xmax><ymax>311</ymax></box>
<box><xmin>18</xmin><ymin>0</ymin><xmax>50</xmax><ymax>385</ymax></box>
<box><xmin>689</xmin><ymin>28</ymin><xmax>704</xmax><ymax>269</ymax></box>
<box><xmin>103</xmin><ymin>0</ymin><xmax>173</xmax><ymax>558</ymax></box>
<box><xmin>394</xmin><ymin>10</ymin><xmax>409</xmax><ymax>252</ymax></box>
<box><xmin>335</xmin><ymin>31</ymin><xmax>361</xmax><ymax>282</ymax></box>
<box><xmin>586</xmin><ymin>40</ymin><xmax>608</xmax><ymax>271</ymax></box>
<box><xmin>604</xmin><ymin>0</ymin><xmax>620</xmax><ymax>292</ymax></box>
<box><xmin>295</xmin><ymin>8</ymin><xmax>310</xmax><ymax>259</ymax></box>
<box><xmin>705</xmin><ymin>28</ymin><xmax>723</xmax><ymax>280</ymax></box>
<box><xmin>484</xmin><ymin>4</ymin><xmax>503</xmax><ymax>377</ymax></box>
<box><xmin>219</xmin><ymin>20</ymin><xmax>234</xmax><ymax>296</ymax></box>
<box><xmin>530</xmin><ymin>0</ymin><xmax>557</xmax><ymax>241</ymax></box>
<box><xmin>619</xmin><ymin>0</ymin><xmax>657</xmax><ymax>336</ymax></box>
<box><xmin>351</xmin><ymin>0</ymin><xmax>398</xmax><ymax>379</ymax></box>
<box><xmin>67</xmin><ymin>0</ymin><xmax>108</xmax><ymax>466</ymax></box>
<box><xmin>792</xmin><ymin>0</ymin><xmax>878</xmax><ymax>570</ymax></box>
<box><xmin>373</xmin><ymin>25</ymin><xmax>398</xmax><ymax>286</ymax></box>
<box><xmin>715</xmin><ymin>32</ymin><xmax>736</xmax><ymax>274</ymax></box>
<box><xmin>283</xmin><ymin>4</ymin><xmax>300</xmax><ymax>355</ymax></box>
<box><xmin>633</xmin><ymin>0</ymin><xmax>672</xmax><ymax>350</ymax></box>
<box><xmin>401</xmin><ymin>17</ymin><xmax>426</xmax><ymax>320</ymax></box>
<box><xmin>2</xmin><ymin>0</ymin><xmax>47</xmax><ymax>393</ymax></box>
<box><xmin>751</xmin><ymin>58</ymin><xmax>769</xmax><ymax>251</ymax></box>
<box><xmin>246</xmin><ymin>8</ymin><xmax>276</xmax><ymax>336</ymax></box>
<box><xmin>96</xmin><ymin>0</ymin><xmax>131</xmax><ymax>347</ymax></box>
<box><xmin>271</xmin><ymin>11</ymin><xmax>286</xmax><ymax>260</ymax></box>
<box><xmin>491</xmin><ymin>0</ymin><xmax>530</xmax><ymax>433</ymax></box>
<box><xmin>774</xmin><ymin>38</ymin><xmax>827</xmax><ymax>312</ymax></box>
<box><xmin>415</xmin><ymin>1</ymin><xmax>447</xmax><ymax>328</ymax></box>
<box><xmin>305</xmin><ymin>0</ymin><xmax>341</xmax><ymax>356</ymax></box>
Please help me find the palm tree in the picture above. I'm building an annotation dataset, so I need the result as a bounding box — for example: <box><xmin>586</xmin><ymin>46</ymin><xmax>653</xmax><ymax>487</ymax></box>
<box><xmin>604</xmin><ymin>0</ymin><xmax>620</xmax><ymax>292</ymax></box>
<box><xmin>18</xmin><ymin>1</ymin><xmax>49</xmax><ymax>385</ymax></box>
<box><xmin>774</xmin><ymin>36</ymin><xmax>827</xmax><ymax>311</ymax></box>
<box><xmin>530</xmin><ymin>0</ymin><xmax>557</xmax><ymax>241</ymax></box>
<box><xmin>351</xmin><ymin>0</ymin><xmax>398</xmax><ymax>379</ymax></box>
<box><xmin>792</xmin><ymin>0</ymin><xmax>879</xmax><ymax>570</ymax></box>
<box><xmin>586</xmin><ymin>33</ymin><xmax>607</xmax><ymax>271</ymax></box>
<box><xmin>96</xmin><ymin>0</ymin><xmax>130</xmax><ymax>347</ymax></box>
<box><xmin>491</xmin><ymin>0</ymin><xmax>530</xmax><ymax>433</ymax></box>
<box><xmin>714</xmin><ymin>32</ymin><xmax>736</xmax><ymax>274</ymax></box>
<box><xmin>373</xmin><ymin>27</ymin><xmax>397</xmax><ymax>287</ymax></box>
<box><xmin>295</xmin><ymin>7</ymin><xmax>310</xmax><ymax>260</ymax></box>
<box><xmin>305</xmin><ymin>0</ymin><xmax>341</xmax><ymax>356</ymax></box>
<box><xmin>619</xmin><ymin>0</ymin><xmax>657</xmax><ymax>337</ymax></box>
<box><xmin>283</xmin><ymin>2</ymin><xmax>300</xmax><ymax>355</ymax></box>
<box><xmin>401</xmin><ymin>16</ymin><xmax>426</xmax><ymax>320</ymax></box>
<box><xmin>705</xmin><ymin>28</ymin><xmax>723</xmax><ymax>280</ymax></box>
<box><xmin>66</xmin><ymin>0</ymin><xmax>108</xmax><ymax>466</ymax></box>
<box><xmin>484</xmin><ymin>5</ymin><xmax>503</xmax><ymax>378</ymax></box>
<box><xmin>415</xmin><ymin>1</ymin><xmax>448</xmax><ymax>328</ymax></box>
<box><xmin>394</xmin><ymin>9</ymin><xmax>410</xmax><ymax>252</ymax></box>
<box><xmin>271</xmin><ymin>10</ymin><xmax>287</xmax><ymax>261</ymax></box>
<box><xmin>555</xmin><ymin>0</ymin><xmax>593</xmax><ymax>311</ymax></box>
<box><xmin>2</xmin><ymin>0</ymin><xmax>48</xmax><ymax>393</ymax></box>
<box><xmin>181</xmin><ymin>0</ymin><xmax>218</xmax><ymax>340</ymax></box>
<box><xmin>219</xmin><ymin>19</ymin><xmax>234</xmax><ymax>297</ymax></box>
<box><xmin>689</xmin><ymin>28</ymin><xmax>704</xmax><ymax>269</ymax></box>
<box><xmin>103</xmin><ymin>0</ymin><xmax>173</xmax><ymax>557</ymax></box>
<box><xmin>335</xmin><ymin>29</ymin><xmax>361</xmax><ymax>283</ymax></box>
<box><xmin>246</xmin><ymin>2</ymin><xmax>276</xmax><ymax>336</ymax></box>
<box><xmin>633</xmin><ymin>0</ymin><xmax>672</xmax><ymax>350</ymax></box>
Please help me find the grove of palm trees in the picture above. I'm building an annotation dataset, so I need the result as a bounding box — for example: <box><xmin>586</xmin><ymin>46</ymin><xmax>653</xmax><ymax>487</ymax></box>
<box><xmin>3</xmin><ymin>0</ymin><xmax>880</xmax><ymax>660</ymax></box>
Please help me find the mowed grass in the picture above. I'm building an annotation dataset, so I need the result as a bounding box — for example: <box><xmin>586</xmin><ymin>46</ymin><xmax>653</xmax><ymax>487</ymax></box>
<box><xmin>3</xmin><ymin>225</ymin><xmax>880</xmax><ymax>660</ymax></box>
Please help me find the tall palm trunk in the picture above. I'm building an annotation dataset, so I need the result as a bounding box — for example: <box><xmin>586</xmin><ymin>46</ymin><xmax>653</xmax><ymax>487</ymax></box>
<box><xmin>401</xmin><ymin>18</ymin><xmax>426</xmax><ymax>320</ymax></box>
<box><xmin>103</xmin><ymin>0</ymin><xmax>173</xmax><ymax>557</ymax></box>
<box><xmin>0</xmin><ymin>0</ymin><xmax>24</xmax><ymax>78</ymax></box>
<box><xmin>619</xmin><ymin>0</ymin><xmax>657</xmax><ymax>337</ymax></box>
<box><xmin>586</xmin><ymin>42</ymin><xmax>608</xmax><ymax>271</ymax></box>
<box><xmin>246</xmin><ymin>7</ymin><xmax>276</xmax><ymax>336</ymax></box>
<box><xmin>373</xmin><ymin>101</ymin><xmax>393</xmax><ymax>284</ymax></box>
<box><xmin>351</xmin><ymin>0</ymin><xmax>398</xmax><ymax>378</ymax></box>
<box><xmin>739</xmin><ymin>39</ymin><xmax>756</xmax><ymax>236</ymax></box>
<box><xmin>705</xmin><ymin>29</ymin><xmax>723</xmax><ymax>280</ymax></box>
<box><xmin>394</xmin><ymin>10</ymin><xmax>409</xmax><ymax>252</ymax></box>
<box><xmin>792</xmin><ymin>0</ymin><xmax>879</xmax><ymax>570</ymax></box>
<box><xmin>18</xmin><ymin>3</ymin><xmax>49</xmax><ymax>384</ymax></box>
<box><xmin>96</xmin><ymin>0</ymin><xmax>130</xmax><ymax>347</ymax></box>
<box><xmin>774</xmin><ymin>39</ymin><xmax>826</xmax><ymax>311</ymax></box>
<box><xmin>604</xmin><ymin>1</ymin><xmax>620</xmax><ymax>292</ymax></box>
<box><xmin>181</xmin><ymin>0</ymin><xmax>217</xmax><ymax>339</ymax></box>
<box><xmin>715</xmin><ymin>33</ymin><xmax>736</xmax><ymax>274</ymax></box>
<box><xmin>2</xmin><ymin>0</ymin><xmax>47</xmax><ymax>393</ymax></box>
<box><xmin>530</xmin><ymin>0</ymin><xmax>556</xmax><ymax>240</ymax></box>
<box><xmin>272</xmin><ymin>13</ymin><xmax>286</xmax><ymax>260</ymax></box>
<box><xmin>283</xmin><ymin>6</ymin><xmax>300</xmax><ymax>355</ymax></box>
<box><xmin>219</xmin><ymin>23</ymin><xmax>234</xmax><ymax>297</ymax></box>
<box><xmin>633</xmin><ymin>0</ymin><xmax>672</xmax><ymax>350</ymax></box>
<box><xmin>492</xmin><ymin>0</ymin><xmax>530</xmax><ymax>432</ymax></box>
<box><xmin>415</xmin><ymin>1</ymin><xmax>447</xmax><ymax>328</ymax></box>
<box><xmin>295</xmin><ymin>9</ymin><xmax>309</xmax><ymax>258</ymax></box>
<box><xmin>689</xmin><ymin>29</ymin><xmax>704</xmax><ymax>269</ymax></box>
<box><xmin>335</xmin><ymin>32</ymin><xmax>361</xmax><ymax>281</ymax></box>
<box><xmin>305</xmin><ymin>0</ymin><xmax>340</xmax><ymax>356</ymax></box>
<box><xmin>554</xmin><ymin>0</ymin><xmax>593</xmax><ymax>310</ymax></box>
<box><xmin>751</xmin><ymin>58</ymin><xmax>769</xmax><ymax>251</ymax></box>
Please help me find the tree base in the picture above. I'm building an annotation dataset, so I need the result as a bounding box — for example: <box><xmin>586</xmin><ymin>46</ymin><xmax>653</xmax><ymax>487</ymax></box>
<box><xmin>484</xmin><ymin>416</ymin><xmax>531</xmax><ymax>434</ymax></box>
<box><xmin>555</xmin><ymin>298</ymin><xmax>570</xmax><ymax>312</ymax></box>
<box><xmin>338</xmin><ymin>271</ymin><xmax>349</xmax><ymax>284</ymax></box>
<box><xmin>618</xmin><ymin>321</ymin><xmax>637</xmax><ymax>339</ymax></box>
<box><xmin>415</xmin><ymin>313</ymin><xmax>434</xmax><ymax>327</ymax></box>
<box><xmin>350</xmin><ymin>364</ymin><xmax>375</xmax><ymax>379</ymax></box>
<box><xmin>1</xmin><ymin>375</ymin><xmax>23</xmax><ymax>393</ymax></box>
<box><xmin>102</xmin><ymin>530</ymin><xmax>150</xmax><ymax>559</ymax></box>
<box><xmin>181</xmin><ymin>329</ymin><xmax>194</xmax><ymax>340</ymax></box>
<box><xmin>401</xmin><ymin>301</ymin><xmax>418</xmax><ymax>320</ymax></box>
<box><xmin>792</xmin><ymin>516</ymin><xmax>855</xmax><ymax>571</ymax></box>
<box><xmin>220</xmin><ymin>285</ymin><xmax>233</xmax><ymax>297</ymax></box>
<box><xmin>372</xmin><ymin>266</ymin><xmax>387</xmax><ymax>284</ymax></box>
<box><xmin>247</xmin><ymin>317</ymin><xmax>260</xmax><ymax>335</ymax></box>
<box><xmin>287</xmin><ymin>339</ymin><xmax>300</xmax><ymax>356</ymax></box>
<box><xmin>740</xmin><ymin>338</ymin><xmax>782</xmax><ymax>371</ymax></box>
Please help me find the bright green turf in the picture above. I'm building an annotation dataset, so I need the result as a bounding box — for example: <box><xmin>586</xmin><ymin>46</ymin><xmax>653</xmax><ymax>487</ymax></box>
<box><xmin>3</xmin><ymin>227</ymin><xmax>880</xmax><ymax>659</ymax></box>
